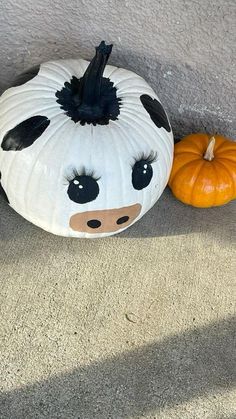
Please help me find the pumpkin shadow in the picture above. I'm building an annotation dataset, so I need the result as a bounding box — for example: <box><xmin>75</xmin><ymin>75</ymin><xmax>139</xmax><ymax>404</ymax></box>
<box><xmin>0</xmin><ymin>315</ymin><xmax>235</xmax><ymax>418</ymax></box>
<box><xmin>0</xmin><ymin>188</ymin><xmax>235</xmax><ymax>247</ymax></box>
<box><xmin>120</xmin><ymin>187</ymin><xmax>235</xmax><ymax>241</ymax></box>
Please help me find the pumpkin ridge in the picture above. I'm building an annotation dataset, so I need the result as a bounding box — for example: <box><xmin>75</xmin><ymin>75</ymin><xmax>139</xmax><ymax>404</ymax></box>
<box><xmin>0</xmin><ymin>99</ymin><xmax>58</xmax><ymax>123</ymax></box>
<box><xmin>124</xmin><ymin>107</ymin><xmax>170</xmax><ymax>137</ymax></box>
<box><xmin>117</xmin><ymin>86</ymin><xmax>153</xmax><ymax>95</ymax></box>
<box><xmin>10</xmin><ymin>87</ymin><xmax>56</xmax><ymax>93</ymax></box>
<box><xmin>45</xmin><ymin>61</ymin><xmax>73</xmax><ymax>79</ymax></box>
<box><xmin>174</xmin><ymin>151</ymin><xmax>202</xmax><ymax>158</ymax></box>
<box><xmin>38</xmin><ymin>67</ymin><xmax>72</xmax><ymax>87</ymax></box>
<box><xmin>216</xmin><ymin>155</ymin><xmax>236</xmax><ymax>163</ymax></box>
<box><xmin>112</xmin><ymin>123</ymin><xmax>126</xmax><ymax>211</ymax></box>
<box><xmin>189</xmin><ymin>160</ymin><xmax>206</xmax><ymax>205</ymax></box>
<box><xmin>1</xmin><ymin>89</ymin><xmax>53</xmax><ymax>101</ymax></box>
<box><xmin>121</xmin><ymin>109</ymin><xmax>172</xmax><ymax>166</ymax></box>
<box><xmin>215</xmin><ymin>160</ymin><xmax>236</xmax><ymax>196</ymax></box>
<box><xmin>216</xmin><ymin>150</ymin><xmax>236</xmax><ymax>160</ymax></box>
<box><xmin>51</xmin><ymin>123</ymin><xmax>77</xmax><ymax>231</ymax></box>
<box><xmin>121</xmin><ymin>102</ymin><xmax>143</xmax><ymax>108</ymax></box>
<box><xmin>114</xmin><ymin>76</ymin><xmax>143</xmax><ymax>87</ymax></box>
<box><xmin>214</xmin><ymin>139</ymin><xmax>229</xmax><ymax>152</ymax></box>
<box><xmin>105</xmin><ymin>65</ymin><xmax>119</xmax><ymax>79</ymax></box>
<box><xmin>24</xmin><ymin>117</ymin><xmax>70</xmax><ymax>214</ymax></box>
<box><xmin>169</xmin><ymin>158</ymin><xmax>203</xmax><ymax>185</ymax></box>
<box><xmin>117</xmin><ymin>94</ymin><xmax>147</xmax><ymax>99</ymax></box>
<box><xmin>120</xmin><ymin>110</ymin><xmax>164</xmax><ymax>150</ymax></box>
<box><xmin>212</xmin><ymin>163</ymin><xmax>219</xmax><ymax>206</ymax></box>
<box><xmin>178</xmin><ymin>139</ymin><xmax>205</xmax><ymax>154</ymax></box>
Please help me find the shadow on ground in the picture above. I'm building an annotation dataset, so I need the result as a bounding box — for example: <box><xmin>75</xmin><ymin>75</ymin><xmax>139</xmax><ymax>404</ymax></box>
<box><xmin>121</xmin><ymin>188</ymin><xmax>235</xmax><ymax>240</ymax></box>
<box><xmin>1</xmin><ymin>316</ymin><xmax>235</xmax><ymax>418</ymax></box>
<box><xmin>0</xmin><ymin>188</ymin><xmax>235</xmax><ymax>244</ymax></box>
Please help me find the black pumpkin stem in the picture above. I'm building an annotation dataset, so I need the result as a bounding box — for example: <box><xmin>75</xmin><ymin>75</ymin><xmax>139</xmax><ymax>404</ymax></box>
<box><xmin>80</xmin><ymin>41</ymin><xmax>113</xmax><ymax>106</ymax></box>
<box><xmin>56</xmin><ymin>41</ymin><xmax>120</xmax><ymax>125</ymax></box>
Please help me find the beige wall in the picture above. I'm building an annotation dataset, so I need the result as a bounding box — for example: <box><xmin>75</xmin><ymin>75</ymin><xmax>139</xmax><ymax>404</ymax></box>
<box><xmin>0</xmin><ymin>0</ymin><xmax>235</xmax><ymax>138</ymax></box>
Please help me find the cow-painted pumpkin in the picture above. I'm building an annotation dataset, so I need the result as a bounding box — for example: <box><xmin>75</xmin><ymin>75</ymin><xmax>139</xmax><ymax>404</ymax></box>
<box><xmin>0</xmin><ymin>41</ymin><xmax>173</xmax><ymax>238</ymax></box>
<box><xmin>169</xmin><ymin>133</ymin><xmax>236</xmax><ymax>207</ymax></box>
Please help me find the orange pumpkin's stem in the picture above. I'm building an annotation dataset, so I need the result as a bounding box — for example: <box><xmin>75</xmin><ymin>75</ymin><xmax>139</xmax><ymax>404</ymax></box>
<box><xmin>204</xmin><ymin>136</ymin><xmax>216</xmax><ymax>161</ymax></box>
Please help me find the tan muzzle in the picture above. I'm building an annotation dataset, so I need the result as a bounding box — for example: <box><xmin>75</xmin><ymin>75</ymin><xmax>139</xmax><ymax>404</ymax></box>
<box><xmin>69</xmin><ymin>203</ymin><xmax>141</xmax><ymax>234</ymax></box>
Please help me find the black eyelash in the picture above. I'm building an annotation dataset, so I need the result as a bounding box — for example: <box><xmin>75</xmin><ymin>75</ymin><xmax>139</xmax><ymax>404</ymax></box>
<box><xmin>132</xmin><ymin>150</ymin><xmax>158</xmax><ymax>167</ymax></box>
<box><xmin>64</xmin><ymin>167</ymin><xmax>100</xmax><ymax>184</ymax></box>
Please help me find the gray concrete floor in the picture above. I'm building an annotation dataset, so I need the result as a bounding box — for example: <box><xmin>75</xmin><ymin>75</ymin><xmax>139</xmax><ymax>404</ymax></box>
<box><xmin>0</xmin><ymin>188</ymin><xmax>235</xmax><ymax>419</ymax></box>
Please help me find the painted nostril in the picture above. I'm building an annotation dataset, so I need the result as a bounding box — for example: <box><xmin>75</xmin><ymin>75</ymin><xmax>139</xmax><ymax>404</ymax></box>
<box><xmin>116</xmin><ymin>215</ymin><xmax>129</xmax><ymax>225</ymax></box>
<box><xmin>87</xmin><ymin>219</ymin><xmax>102</xmax><ymax>229</ymax></box>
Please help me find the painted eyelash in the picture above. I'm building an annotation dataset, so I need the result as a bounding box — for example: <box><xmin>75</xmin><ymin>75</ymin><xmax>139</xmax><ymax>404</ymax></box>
<box><xmin>64</xmin><ymin>168</ymin><xmax>100</xmax><ymax>184</ymax></box>
<box><xmin>132</xmin><ymin>150</ymin><xmax>158</xmax><ymax>166</ymax></box>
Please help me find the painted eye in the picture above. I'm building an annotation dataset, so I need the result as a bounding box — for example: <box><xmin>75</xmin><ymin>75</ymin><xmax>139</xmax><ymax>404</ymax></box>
<box><xmin>132</xmin><ymin>159</ymin><xmax>153</xmax><ymax>190</ymax></box>
<box><xmin>67</xmin><ymin>175</ymin><xmax>99</xmax><ymax>204</ymax></box>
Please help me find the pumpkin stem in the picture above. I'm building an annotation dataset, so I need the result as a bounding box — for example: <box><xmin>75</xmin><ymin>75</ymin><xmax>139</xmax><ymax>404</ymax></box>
<box><xmin>80</xmin><ymin>41</ymin><xmax>112</xmax><ymax>106</ymax></box>
<box><xmin>56</xmin><ymin>41</ymin><xmax>120</xmax><ymax>125</ymax></box>
<box><xmin>204</xmin><ymin>136</ymin><xmax>216</xmax><ymax>161</ymax></box>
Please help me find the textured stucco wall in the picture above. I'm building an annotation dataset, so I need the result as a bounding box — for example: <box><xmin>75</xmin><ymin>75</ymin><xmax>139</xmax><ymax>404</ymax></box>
<box><xmin>0</xmin><ymin>0</ymin><xmax>235</xmax><ymax>138</ymax></box>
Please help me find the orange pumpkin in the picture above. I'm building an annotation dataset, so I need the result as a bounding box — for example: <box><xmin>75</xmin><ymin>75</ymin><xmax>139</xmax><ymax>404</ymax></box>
<box><xmin>168</xmin><ymin>133</ymin><xmax>236</xmax><ymax>207</ymax></box>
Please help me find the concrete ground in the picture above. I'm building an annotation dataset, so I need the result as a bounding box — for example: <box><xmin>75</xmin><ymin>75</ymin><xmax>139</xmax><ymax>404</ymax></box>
<box><xmin>0</xmin><ymin>188</ymin><xmax>235</xmax><ymax>419</ymax></box>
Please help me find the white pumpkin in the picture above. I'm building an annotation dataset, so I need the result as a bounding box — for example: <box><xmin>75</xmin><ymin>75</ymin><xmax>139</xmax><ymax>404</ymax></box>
<box><xmin>0</xmin><ymin>41</ymin><xmax>173</xmax><ymax>238</ymax></box>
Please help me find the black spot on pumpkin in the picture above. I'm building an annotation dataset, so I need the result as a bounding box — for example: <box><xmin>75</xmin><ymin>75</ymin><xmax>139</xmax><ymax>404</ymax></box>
<box><xmin>11</xmin><ymin>65</ymin><xmax>40</xmax><ymax>87</ymax></box>
<box><xmin>1</xmin><ymin>116</ymin><xmax>50</xmax><ymax>151</ymax></box>
<box><xmin>140</xmin><ymin>94</ymin><xmax>171</xmax><ymax>132</ymax></box>
<box><xmin>0</xmin><ymin>172</ymin><xmax>9</xmax><ymax>203</ymax></box>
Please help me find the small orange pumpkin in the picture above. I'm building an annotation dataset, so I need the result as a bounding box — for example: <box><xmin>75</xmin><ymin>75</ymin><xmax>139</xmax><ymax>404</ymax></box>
<box><xmin>168</xmin><ymin>133</ymin><xmax>236</xmax><ymax>207</ymax></box>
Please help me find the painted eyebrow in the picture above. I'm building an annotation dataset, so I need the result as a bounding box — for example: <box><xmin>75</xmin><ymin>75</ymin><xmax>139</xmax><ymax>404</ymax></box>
<box><xmin>64</xmin><ymin>167</ymin><xmax>101</xmax><ymax>183</ymax></box>
<box><xmin>131</xmin><ymin>150</ymin><xmax>158</xmax><ymax>167</ymax></box>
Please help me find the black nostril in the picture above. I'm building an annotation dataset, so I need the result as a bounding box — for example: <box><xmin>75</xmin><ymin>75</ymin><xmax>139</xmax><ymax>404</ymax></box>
<box><xmin>117</xmin><ymin>215</ymin><xmax>129</xmax><ymax>225</ymax></box>
<box><xmin>87</xmin><ymin>219</ymin><xmax>102</xmax><ymax>229</ymax></box>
